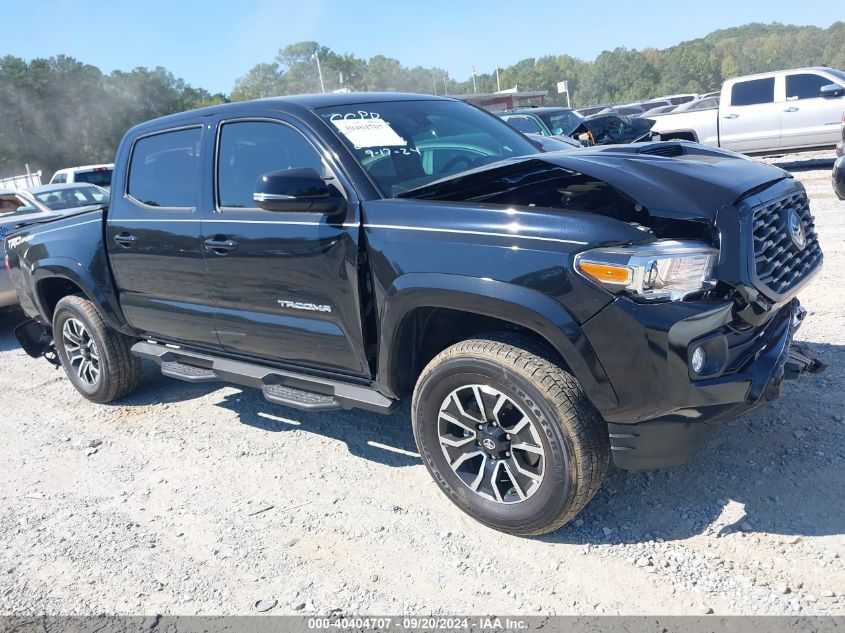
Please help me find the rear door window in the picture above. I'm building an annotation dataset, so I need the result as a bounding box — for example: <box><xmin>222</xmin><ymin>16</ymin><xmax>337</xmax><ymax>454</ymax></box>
<box><xmin>786</xmin><ymin>73</ymin><xmax>833</xmax><ymax>100</ymax></box>
<box><xmin>730</xmin><ymin>78</ymin><xmax>775</xmax><ymax>106</ymax></box>
<box><xmin>128</xmin><ymin>127</ymin><xmax>201</xmax><ymax>208</ymax></box>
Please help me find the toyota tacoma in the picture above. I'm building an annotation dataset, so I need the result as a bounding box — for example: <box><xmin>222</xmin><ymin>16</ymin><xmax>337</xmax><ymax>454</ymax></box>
<box><xmin>4</xmin><ymin>93</ymin><xmax>825</xmax><ymax>535</ymax></box>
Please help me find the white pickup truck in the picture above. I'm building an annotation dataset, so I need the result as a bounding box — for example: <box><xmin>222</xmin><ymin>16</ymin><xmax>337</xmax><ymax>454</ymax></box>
<box><xmin>650</xmin><ymin>67</ymin><xmax>845</xmax><ymax>154</ymax></box>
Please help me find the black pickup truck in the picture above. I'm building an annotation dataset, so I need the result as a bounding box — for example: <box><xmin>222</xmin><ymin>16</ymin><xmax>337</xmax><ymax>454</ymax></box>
<box><xmin>4</xmin><ymin>93</ymin><xmax>825</xmax><ymax>535</ymax></box>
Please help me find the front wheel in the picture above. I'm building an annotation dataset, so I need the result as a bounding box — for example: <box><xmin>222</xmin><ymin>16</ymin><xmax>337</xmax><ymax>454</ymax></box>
<box><xmin>52</xmin><ymin>295</ymin><xmax>141</xmax><ymax>403</ymax></box>
<box><xmin>412</xmin><ymin>337</ymin><xmax>609</xmax><ymax>536</ymax></box>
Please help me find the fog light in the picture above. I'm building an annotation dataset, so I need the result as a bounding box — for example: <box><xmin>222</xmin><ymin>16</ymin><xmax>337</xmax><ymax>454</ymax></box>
<box><xmin>691</xmin><ymin>346</ymin><xmax>707</xmax><ymax>374</ymax></box>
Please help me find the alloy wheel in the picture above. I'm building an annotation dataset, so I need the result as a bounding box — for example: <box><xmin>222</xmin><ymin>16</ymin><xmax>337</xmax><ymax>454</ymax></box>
<box><xmin>437</xmin><ymin>384</ymin><xmax>545</xmax><ymax>503</ymax></box>
<box><xmin>62</xmin><ymin>317</ymin><xmax>101</xmax><ymax>386</ymax></box>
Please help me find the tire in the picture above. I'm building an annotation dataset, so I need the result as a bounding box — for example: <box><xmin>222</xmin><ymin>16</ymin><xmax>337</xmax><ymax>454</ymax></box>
<box><xmin>52</xmin><ymin>295</ymin><xmax>141</xmax><ymax>404</ymax></box>
<box><xmin>412</xmin><ymin>337</ymin><xmax>609</xmax><ymax>536</ymax></box>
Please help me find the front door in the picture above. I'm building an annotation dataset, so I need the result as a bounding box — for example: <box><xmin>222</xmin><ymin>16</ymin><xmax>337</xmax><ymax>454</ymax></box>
<box><xmin>202</xmin><ymin>117</ymin><xmax>370</xmax><ymax>377</ymax></box>
<box><xmin>780</xmin><ymin>71</ymin><xmax>845</xmax><ymax>150</ymax></box>
<box><xmin>720</xmin><ymin>76</ymin><xmax>781</xmax><ymax>153</ymax></box>
<box><xmin>106</xmin><ymin>124</ymin><xmax>219</xmax><ymax>347</ymax></box>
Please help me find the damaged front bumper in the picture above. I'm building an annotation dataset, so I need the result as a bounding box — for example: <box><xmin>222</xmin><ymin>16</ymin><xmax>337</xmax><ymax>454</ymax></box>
<box><xmin>584</xmin><ymin>298</ymin><xmax>824</xmax><ymax>470</ymax></box>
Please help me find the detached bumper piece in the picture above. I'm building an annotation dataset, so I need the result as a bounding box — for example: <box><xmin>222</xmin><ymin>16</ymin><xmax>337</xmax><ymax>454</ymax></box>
<box><xmin>132</xmin><ymin>341</ymin><xmax>397</xmax><ymax>414</ymax></box>
<box><xmin>609</xmin><ymin>301</ymin><xmax>825</xmax><ymax>470</ymax></box>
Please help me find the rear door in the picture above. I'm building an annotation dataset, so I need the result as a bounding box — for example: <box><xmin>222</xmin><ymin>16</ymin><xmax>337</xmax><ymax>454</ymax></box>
<box><xmin>201</xmin><ymin>115</ymin><xmax>370</xmax><ymax>376</ymax></box>
<box><xmin>106</xmin><ymin>124</ymin><xmax>219</xmax><ymax>347</ymax></box>
<box><xmin>780</xmin><ymin>71</ymin><xmax>845</xmax><ymax>150</ymax></box>
<box><xmin>719</xmin><ymin>76</ymin><xmax>781</xmax><ymax>153</ymax></box>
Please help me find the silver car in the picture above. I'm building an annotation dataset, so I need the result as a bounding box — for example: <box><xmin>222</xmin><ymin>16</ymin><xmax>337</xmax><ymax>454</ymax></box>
<box><xmin>1</xmin><ymin>184</ymin><xmax>108</xmax><ymax>307</ymax></box>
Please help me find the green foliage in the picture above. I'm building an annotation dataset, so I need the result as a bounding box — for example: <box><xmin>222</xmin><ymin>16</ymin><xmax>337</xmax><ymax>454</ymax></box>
<box><xmin>231</xmin><ymin>21</ymin><xmax>845</xmax><ymax>108</ymax></box>
<box><xmin>0</xmin><ymin>56</ymin><xmax>226</xmax><ymax>178</ymax></box>
<box><xmin>2</xmin><ymin>22</ymin><xmax>844</xmax><ymax>179</ymax></box>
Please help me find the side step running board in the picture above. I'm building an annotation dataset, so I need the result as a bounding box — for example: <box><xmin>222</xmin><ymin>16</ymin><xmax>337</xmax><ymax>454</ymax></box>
<box><xmin>131</xmin><ymin>341</ymin><xmax>397</xmax><ymax>414</ymax></box>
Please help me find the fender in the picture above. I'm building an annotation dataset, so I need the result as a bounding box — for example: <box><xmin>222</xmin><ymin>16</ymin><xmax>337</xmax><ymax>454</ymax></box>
<box><xmin>376</xmin><ymin>272</ymin><xmax>618</xmax><ymax>412</ymax></box>
<box><xmin>30</xmin><ymin>257</ymin><xmax>131</xmax><ymax>334</ymax></box>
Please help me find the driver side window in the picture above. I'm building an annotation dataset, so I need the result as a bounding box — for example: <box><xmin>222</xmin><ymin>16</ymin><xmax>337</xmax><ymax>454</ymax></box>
<box><xmin>217</xmin><ymin>120</ymin><xmax>326</xmax><ymax>209</ymax></box>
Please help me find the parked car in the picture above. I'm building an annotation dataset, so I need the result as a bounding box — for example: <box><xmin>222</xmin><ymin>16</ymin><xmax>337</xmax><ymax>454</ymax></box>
<box><xmin>1</xmin><ymin>188</ymin><xmax>101</xmax><ymax>308</ymax></box>
<box><xmin>26</xmin><ymin>183</ymin><xmax>109</xmax><ymax>213</ymax></box>
<box><xmin>660</xmin><ymin>93</ymin><xmax>697</xmax><ymax>106</ymax></box>
<box><xmin>650</xmin><ymin>67</ymin><xmax>845</xmax><ymax>153</ymax></box>
<box><xmin>670</xmin><ymin>95</ymin><xmax>720</xmax><ymax>113</ymax></box>
<box><xmin>641</xmin><ymin>104</ymin><xmax>678</xmax><ymax>117</ymax></box>
<box><xmin>50</xmin><ymin>164</ymin><xmax>114</xmax><ymax>190</ymax></box>
<box><xmin>833</xmin><ymin>156</ymin><xmax>845</xmax><ymax>200</ymax></box>
<box><xmin>575</xmin><ymin>104</ymin><xmax>610</xmax><ymax>117</ymax></box>
<box><xmin>524</xmin><ymin>133</ymin><xmax>580</xmax><ymax>151</ymax></box>
<box><xmin>596</xmin><ymin>104</ymin><xmax>646</xmax><ymax>117</ymax></box>
<box><xmin>5</xmin><ymin>93</ymin><xmax>825</xmax><ymax>535</ymax></box>
<box><xmin>500</xmin><ymin>107</ymin><xmax>657</xmax><ymax>146</ymax></box>
<box><xmin>499</xmin><ymin>107</ymin><xmax>585</xmax><ymax>137</ymax></box>
<box><xmin>571</xmin><ymin>114</ymin><xmax>657</xmax><ymax>145</ymax></box>
<box><xmin>836</xmin><ymin>109</ymin><xmax>844</xmax><ymax>158</ymax></box>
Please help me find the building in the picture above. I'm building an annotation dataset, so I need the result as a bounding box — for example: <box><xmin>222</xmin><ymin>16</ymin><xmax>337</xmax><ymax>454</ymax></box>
<box><xmin>452</xmin><ymin>89</ymin><xmax>547</xmax><ymax>112</ymax></box>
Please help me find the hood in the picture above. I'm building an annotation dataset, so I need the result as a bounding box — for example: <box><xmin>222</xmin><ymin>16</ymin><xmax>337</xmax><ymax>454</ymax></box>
<box><xmin>399</xmin><ymin>142</ymin><xmax>790</xmax><ymax>224</ymax></box>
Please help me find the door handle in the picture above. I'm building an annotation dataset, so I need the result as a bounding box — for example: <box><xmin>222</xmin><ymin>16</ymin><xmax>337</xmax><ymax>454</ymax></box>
<box><xmin>783</xmin><ymin>106</ymin><xmax>799</xmax><ymax>113</ymax></box>
<box><xmin>723</xmin><ymin>113</ymin><xmax>739</xmax><ymax>119</ymax></box>
<box><xmin>113</xmin><ymin>233</ymin><xmax>137</xmax><ymax>248</ymax></box>
<box><xmin>204</xmin><ymin>237</ymin><xmax>238</xmax><ymax>254</ymax></box>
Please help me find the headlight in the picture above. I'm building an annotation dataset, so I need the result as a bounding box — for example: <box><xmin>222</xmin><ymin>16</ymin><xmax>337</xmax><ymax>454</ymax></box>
<box><xmin>575</xmin><ymin>240</ymin><xmax>718</xmax><ymax>302</ymax></box>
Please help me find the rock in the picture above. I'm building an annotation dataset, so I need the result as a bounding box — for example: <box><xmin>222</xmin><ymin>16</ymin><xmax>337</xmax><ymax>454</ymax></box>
<box><xmin>698</xmin><ymin>605</ymin><xmax>713</xmax><ymax>615</ymax></box>
<box><xmin>293</xmin><ymin>601</ymin><xmax>306</xmax><ymax>611</ymax></box>
<box><xmin>86</xmin><ymin>448</ymin><xmax>99</xmax><ymax>457</ymax></box>
<box><xmin>805</xmin><ymin>594</ymin><xmax>817</xmax><ymax>603</ymax></box>
<box><xmin>777</xmin><ymin>584</ymin><xmax>791</xmax><ymax>595</ymax></box>
<box><xmin>574</xmin><ymin>519</ymin><xmax>584</xmax><ymax>527</ymax></box>
<box><xmin>602</xmin><ymin>527</ymin><xmax>613</xmax><ymax>537</ymax></box>
<box><xmin>635</xmin><ymin>557</ymin><xmax>651</xmax><ymax>567</ymax></box>
<box><xmin>440</xmin><ymin>530</ymin><xmax>452</xmax><ymax>539</ymax></box>
<box><xmin>88</xmin><ymin>439</ymin><xmax>103</xmax><ymax>448</ymax></box>
<box><xmin>821</xmin><ymin>590</ymin><xmax>835</xmax><ymax>598</ymax></box>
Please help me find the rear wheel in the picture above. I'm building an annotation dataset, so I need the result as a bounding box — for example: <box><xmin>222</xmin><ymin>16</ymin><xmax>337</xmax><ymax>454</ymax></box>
<box><xmin>53</xmin><ymin>295</ymin><xmax>141</xmax><ymax>403</ymax></box>
<box><xmin>412</xmin><ymin>337</ymin><xmax>609</xmax><ymax>536</ymax></box>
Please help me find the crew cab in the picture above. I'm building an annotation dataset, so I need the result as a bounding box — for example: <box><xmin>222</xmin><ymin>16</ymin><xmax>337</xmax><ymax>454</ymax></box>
<box><xmin>4</xmin><ymin>94</ymin><xmax>825</xmax><ymax>535</ymax></box>
<box><xmin>650</xmin><ymin>67</ymin><xmax>845</xmax><ymax>154</ymax></box>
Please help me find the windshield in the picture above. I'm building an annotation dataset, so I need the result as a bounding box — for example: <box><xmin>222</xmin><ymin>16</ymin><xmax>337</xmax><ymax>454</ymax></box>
<box><xmin>317</xmin><ymin>100</ymin><xmax>539</xmax><ymax>196</ymax></box>
<box><xmin>825</xmin><ymin>68</ymin><xmax>845</xmax><ymax>84</ymax></box>
<box><xmin>74</xmin><ymin>169</ymin><xmax>113</xmax><ymax>187</ymax></box>
<box><xmin>32</xmin><ymin>185</ymin><xmax>108</xmax><ymax>210</ymax></box>
<box><xmin>537</xmin><ymin>110</ymin><xmax>584</xmax><ymax>135</ymax></box>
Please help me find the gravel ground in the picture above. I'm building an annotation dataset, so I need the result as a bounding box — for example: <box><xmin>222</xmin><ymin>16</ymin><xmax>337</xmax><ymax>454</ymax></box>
<box><xmin>0</xmin><ymin>153</ymin><xmax>843</xmax><ymax>616</ymax></box>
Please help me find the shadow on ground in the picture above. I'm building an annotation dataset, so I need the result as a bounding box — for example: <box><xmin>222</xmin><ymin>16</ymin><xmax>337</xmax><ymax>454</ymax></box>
<box><xmin>4</xmin><ymin>307</ymin><xmax>842</xmax><ymax>543</ymax></box>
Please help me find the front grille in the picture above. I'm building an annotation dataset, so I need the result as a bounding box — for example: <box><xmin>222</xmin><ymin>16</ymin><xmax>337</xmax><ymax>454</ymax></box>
<box><xmin>750</xmin><ymin>188</ymin><xmax>822</xmax><ymax>297</ymax></box>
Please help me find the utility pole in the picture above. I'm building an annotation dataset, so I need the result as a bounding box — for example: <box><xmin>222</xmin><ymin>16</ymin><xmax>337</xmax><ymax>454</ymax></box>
<box><xmin>495</xmin><ymin>67</ymin><xmax>501</xmax><ymax>92</ymax></box>
<box><xmin>471</xmin><ymin>66</ymin><xmax>477</xmax><ymax>93</ymax></box>
<box><xmin>313</xmin><ymin>51</ymin><xmax>325</xmax><ymax>94</ymax></box>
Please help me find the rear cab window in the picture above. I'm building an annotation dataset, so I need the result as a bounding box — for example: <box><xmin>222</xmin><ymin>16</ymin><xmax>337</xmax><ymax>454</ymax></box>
<box><xmin>730</xmin><ymin>78</ymin><xmax>775</xmax><ymax>106</ymax></box>
<box><xmin>128</xmin><ymin>127</ymin><xmax>202</xmax><ymax>208</ymax></box>
<box><xmin>74</xmin><ymin>169</ymin><xmax>113</xmax><ymax>188</ymax></box>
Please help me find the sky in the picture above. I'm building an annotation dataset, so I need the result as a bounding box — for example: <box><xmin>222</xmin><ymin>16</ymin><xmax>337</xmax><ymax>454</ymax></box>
<box><xmin>2</xmin><ymin>0</ymin><xmax>842</xmax><ymax>94</ymax></box>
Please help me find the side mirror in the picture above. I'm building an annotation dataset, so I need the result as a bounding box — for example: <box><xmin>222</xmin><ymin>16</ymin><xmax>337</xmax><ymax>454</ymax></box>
<box><xmin>253</xmin><ymin>168</ymin><xmax>345</xmax><ymax>213</ymax></box>
<box><xmin>820</xmin><ymin>83</ymin><xmax>845</xmax><ymax>98</ymax></box>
